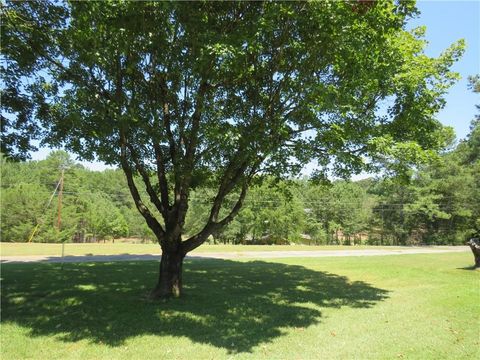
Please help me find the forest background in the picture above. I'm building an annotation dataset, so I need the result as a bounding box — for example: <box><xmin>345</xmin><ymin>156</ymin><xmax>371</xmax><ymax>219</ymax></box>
<box><xmin>2</xmin><ymin>115</ymin><xmax>478</xmax><ymax>246</ymax></box>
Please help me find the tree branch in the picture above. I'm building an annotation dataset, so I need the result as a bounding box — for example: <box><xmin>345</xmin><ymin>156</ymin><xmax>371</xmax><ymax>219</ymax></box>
<box><xmin>153</xmin><ymin>143</ymin><xmax>172</xmax><ymax>213</ymax></box>
<box><xmin>125</xmin><ymin>142</ymin><xmax>168</xmax><ymax>219</ymax></box>
<box><xmin>208</xmin><ymin>159</ymin><xmax>250</xmax><ymax>222</ymax></box>
<box><xmin>185</xmin><ymin>81</ymin><xmax>209</xmax><ymax>165</ymax></box>
<box><xmin>181</xmin><ymin>180</ymin><xmax>249</xmax><ymax>254</ymax></box>
<box><xmin>119</xmin><ymin>133</ymin><xmax>165</xmax><ymax>240</ymax></box>
<box><xmin>158</xmin><ymin>75</ymin><xmax>179</xmax><ymax>177</ymax></box>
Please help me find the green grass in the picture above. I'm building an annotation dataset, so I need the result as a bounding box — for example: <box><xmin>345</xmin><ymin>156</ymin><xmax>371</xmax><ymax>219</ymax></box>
<box><xmin>1</xmin><ymin>242</ymin><xmax>415</xmax><ymax>257</ymax></box>
<box><xmin>1</xmin><ymin>253</ymin><xmax>479</xmax><ymax>359</ymax></box>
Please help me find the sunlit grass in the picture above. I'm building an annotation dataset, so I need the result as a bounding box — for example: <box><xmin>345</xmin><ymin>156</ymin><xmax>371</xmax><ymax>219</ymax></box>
<box><xmin>1</xmin><ymin>253</ymin><xmax>478</xmax><ymax>359</ymax></box>
<box><xmin>1</xmin><ymin>242</ymin><xmax>424</xmax><ymax>257</ymax></box>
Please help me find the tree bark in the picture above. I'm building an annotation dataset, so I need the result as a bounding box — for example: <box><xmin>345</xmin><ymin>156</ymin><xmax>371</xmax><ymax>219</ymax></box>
<box><xmin>150</xmin><ymin>249</ymin><xmax>185</xmax><ymax>299</ymax></box>
<box><xmin>467</xmin><ymin>238</ymin><xmax>480</xmax><ymax>269</ymax></box>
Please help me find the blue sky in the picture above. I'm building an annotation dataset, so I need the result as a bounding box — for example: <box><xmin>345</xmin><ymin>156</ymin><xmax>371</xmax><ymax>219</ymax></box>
<box><xmin>30</xmin><ymin>1</ymin><xmax>480</xmax><ymax>171</ymax></box>
<box><xmin>408</xmin><ymin>0</ymin><xmax>479</xmax><ymax>141</ymax></box>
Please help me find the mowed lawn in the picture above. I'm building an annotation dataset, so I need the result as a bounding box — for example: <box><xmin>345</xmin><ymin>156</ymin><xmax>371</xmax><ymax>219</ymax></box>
<box><xmin>0</xmin><ymin>242</ymin><xmax>409</xmax><ymax>257</ymax></box>
<box><xmin>1</xmin><ymin>253</ymin><xmax>478</xmax><ymax>359</ymax></box>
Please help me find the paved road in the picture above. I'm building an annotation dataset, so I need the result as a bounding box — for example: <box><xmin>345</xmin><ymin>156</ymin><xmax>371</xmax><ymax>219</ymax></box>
<box><xmin>0</xmin><ymin>246</ymin><xmax>469</xmax><ymax>263</ymax></box>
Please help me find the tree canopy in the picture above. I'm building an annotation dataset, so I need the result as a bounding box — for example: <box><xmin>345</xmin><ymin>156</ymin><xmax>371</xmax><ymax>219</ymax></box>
<box><xmin>1</xmin><ymin>0</ymin><xmax>465</xmax><ymax>297</ymax></box>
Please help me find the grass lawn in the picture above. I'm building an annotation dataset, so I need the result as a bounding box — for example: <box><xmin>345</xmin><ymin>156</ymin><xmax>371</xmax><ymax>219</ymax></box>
<box><xmin>1</xmin><ymin>253</ymin><xmax>478</xmax><ymax>359</ymax></box>
<box><xmin>2</xmin><ymin>242</ymin><xmax>419</xmax><ymax>257</ymax></box>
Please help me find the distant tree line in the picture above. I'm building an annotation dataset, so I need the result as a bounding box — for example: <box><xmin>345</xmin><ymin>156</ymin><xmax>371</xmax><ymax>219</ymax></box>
<box><xmin>1</xmin><ymin>117</ymin><xmax>478</xmax><ymax>245</ymax></box>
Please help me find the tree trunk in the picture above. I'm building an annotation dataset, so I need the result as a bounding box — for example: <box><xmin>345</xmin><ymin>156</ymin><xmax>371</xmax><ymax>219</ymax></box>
<box><xmin>467</xmin><ymin>238</ymin><xmax>480</xmax><ymax>269</ymax></box>
<box><xmin>150</xmin><ymin>250</ymin><xmax>185</xmax><ymax>299</ymax></box>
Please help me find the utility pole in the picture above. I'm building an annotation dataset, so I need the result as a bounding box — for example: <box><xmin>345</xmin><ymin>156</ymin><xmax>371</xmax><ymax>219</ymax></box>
<box><xmin>27</xmin><ymin>171</ymin><xmax>63</xmax><ymax>243</ymax></box>
<box><xmin>57</xmin><ymin>168</ymin><xmax>65</xmax><ymax>269</ymax></box>
<box><xmin>57</xmin><ymin>168</ymin><xmax>65</xmax><ymax>231</ymax></box>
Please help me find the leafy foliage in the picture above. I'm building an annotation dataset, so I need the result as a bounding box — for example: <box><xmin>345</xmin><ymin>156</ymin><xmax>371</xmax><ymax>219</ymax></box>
<box><xmin>1</xmin><ymin>1</ymin><xmax>464</xmax><ymax>256</ymax></box>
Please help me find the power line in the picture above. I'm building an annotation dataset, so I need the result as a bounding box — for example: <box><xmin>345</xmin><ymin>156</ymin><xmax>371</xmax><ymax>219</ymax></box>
<box><xmin>7</xmin><ymin>190</ymin><xmax>477</xmax><ymax>208</ymax></box>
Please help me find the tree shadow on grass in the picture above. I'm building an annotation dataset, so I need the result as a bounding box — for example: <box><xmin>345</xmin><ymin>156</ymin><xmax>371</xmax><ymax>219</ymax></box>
<box><xmin>457</xmin><ymin>265</ymin><xmax>479</xmax><ymax>271</ymax></box>
<box><xmin>1</xmin><ymin>259</ymin><xmax>388</xmax><ymax>353</ymax></box>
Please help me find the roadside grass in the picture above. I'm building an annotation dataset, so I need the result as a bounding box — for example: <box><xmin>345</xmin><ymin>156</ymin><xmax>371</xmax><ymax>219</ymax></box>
<box><xmin>2</xmin><ymin>242</ymin><xmax>426</xmax><ymax>257</ymax></box>
<box><xmin>1</xmin><ymin>253</ymin><xmax>478</xmax><ymax>359</ymax></box>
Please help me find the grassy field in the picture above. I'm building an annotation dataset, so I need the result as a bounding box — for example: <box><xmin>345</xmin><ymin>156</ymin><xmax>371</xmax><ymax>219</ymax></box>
<box><xmin>1</xmin><ymin>252</ymin><xmax>478</xmax><ymax>359</ymax></box>
<box><xmin>0</xmin><ymin>242</ymin><xmax>411</xmax><ymax>257</ymax></box>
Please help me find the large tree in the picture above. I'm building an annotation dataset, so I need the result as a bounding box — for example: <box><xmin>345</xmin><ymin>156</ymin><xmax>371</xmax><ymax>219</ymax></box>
<box><xmin>2</xmin><ymin>1</ymin><xmax>463</xmax><ymax>298</ymax></box>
